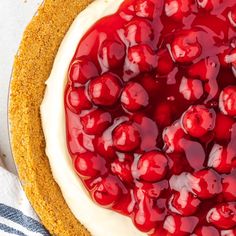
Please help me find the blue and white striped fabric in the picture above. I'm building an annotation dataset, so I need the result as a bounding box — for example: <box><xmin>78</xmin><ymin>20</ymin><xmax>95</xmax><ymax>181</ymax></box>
<box><xmin>0</xmin><ymin>166</ymin><xmax>50</xmax><ymax>236</ymax></box>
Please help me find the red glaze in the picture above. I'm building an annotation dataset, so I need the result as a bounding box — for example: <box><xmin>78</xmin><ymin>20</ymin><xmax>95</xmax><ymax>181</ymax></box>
<box><xmin>193</xmin><ymin>226</ymin><xmax>220</xmax><ymax>236</ymax></box>
<box><xmin>64</xmin><ymin>0</ymin><xmax>236</xmax><ymax>234</ymax></box>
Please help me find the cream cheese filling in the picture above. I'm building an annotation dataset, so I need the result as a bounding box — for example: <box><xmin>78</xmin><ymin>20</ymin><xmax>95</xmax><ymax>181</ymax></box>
<box><xmin>40</xmin><ymin>0</ymin><xmax>145</xmax><ymax>235</ymax></box>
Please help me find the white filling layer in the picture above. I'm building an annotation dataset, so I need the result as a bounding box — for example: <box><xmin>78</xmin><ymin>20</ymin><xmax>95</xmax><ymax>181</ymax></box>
<box><xmin>40</xmin><ymin>0</ymin><xmax>145</xmax><ymax>235</ymax></box>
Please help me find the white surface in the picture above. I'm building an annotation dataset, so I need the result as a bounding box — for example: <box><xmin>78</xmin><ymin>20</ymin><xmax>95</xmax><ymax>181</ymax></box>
<box><xmin>41</xmin><ymin>0</ymin><xmax>145</xmax><ymax>235</ymax></box>
<box><xmin>0</xmin><ymin>0</ymin><xmax>43</xmax><ymax>174</ymax></box>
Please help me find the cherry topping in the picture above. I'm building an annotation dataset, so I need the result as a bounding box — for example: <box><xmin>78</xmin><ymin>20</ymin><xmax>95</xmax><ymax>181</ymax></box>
<box><xmin>88</xmin><ymin>73</ymin><xmax>122</xmax><ymax>106</ymax></box>
<box><xmin>111</xmin><ymin>154</ymin><xmax>134</xmax><ymax>184</ymax></box>
<box><xmin>92</xmin><ymin>175</ymin><xmax>124</xmax><ymax>207</ymax></box>
<box><xmin>66</xmin><ymin>87</ymin><xmax>92</xmax><ymax>113</ymax></box>
<box><xmin>163</xmin><ymin>121</ymin><xmax>186</xmax><ymax>153</ymax></box>
<box><xmin>196</xmin><ymin>0</ymin><xmax>220</xmax><ymax>11</ymax></box>
<box><xmin>64</xmin><ymin>0</ymin><xmax>236</xmax><ymax>234</ymax></box>
<box><xmin>169</xmin><ymin>189</ymin><xmax>200</xmax><ymax>216</ymax></box>
<box><xmin>219</xmin><ymin>86</ymin><xmax>236</xmax><ymax>117</ymax></box>
<box><xmin>125</xmin><ymin>18</ymin><xmax>154</xmax><ymax>44</ymax></box>
<box><xmin>163</xmin><ymin>215</ymin><xmax>199</xmax><ymax>235</ymax></box>
<box><xmin>214</xmin><ymin>113</ymin><xmax>235</xmax><ymax>142</ymax></box>
<box><xmin>112</xmin><ymin>122</ymin><xmax>141</xmax><ymax>152</ymax></box>
<box><xmin>132</xmin><ymin>196</ymin><xmax>166</xmax><ymax>233</ymax></box>
<box><xmin>170</xmin><ymin>30</ymin><xmax>202</xmax><ymax>63</ymax></box>
<box><xmin>127</xmin><ymin>44</ymin><xmax>156</xmax><ymax>72</ymax></box>
<box><xmin>207</xmin><ymin>202</ymin><xmax>236</xmax><ymax>229</ymax></box>
<box><xmin>208</xmin><ymin>144</ymin><xmax>236</xmax><ymax>174</ymax></box>
<box><xmin>74</xmin><ymin>152</ymin><xmax>107</xmax><ymax>179</ymax></box>
<box><xmin>121</xmin><ymin>82</ymin><xmax>149</xmax><ymax>111</ymax></box>
<box><xmin>134</xmin><ymin>0</ymin><xmax>155</xmax><ymax>20</ymax></box>
<box><xmin>80</xmin><ymin>109</ymin><xmax>112</xmax><ymax>135</ymax></box>
<box><xmin>165</xmin><ymin>0</ymin><xmax>194</xmax><ymax>22</ymax></box>
<box><xmin>94</xmin><ymin>135</ymin><xmax>117</xmax><ymax>160</ymax></box>
<box><xmin>69</xmin><ymin>57</ymin><xmax>98</xmax><ymax>84</ymax></box>
<box><xmin>99</xmin><ymin>40</ymin><xmax>126</xmax><ymax>69</ymax></box>
<box><xmin>137</xmin><ymin>150</ymin><xmax>168</xmax><ymax>182</ymax></box>
<box><xmin>193</xmin><ymin>226</ymin><xmax>220</xmax><ymax>236</ymax></box>
<box><xmin>156</xmin><ymin>49</ymin><xmax>174</xmax><ymax>75</ymax></box>
<box><xmin>179</xmin><ymin>77</ymin><xmax>204</xmax><ymax>101</ymax></box>
<box><xmin>222</xmin><ymin>170</ymin><xmax>236</xmax><ymax>201</ymax></box>
<box><xmin>181</xmin><ymin>105</ymin><xmax>216</xmax><ymax>138</ymax></box>
<box><xmin>228</xmin><ymin>6</ymin><xmax>236</xmax><ymax>27</ymax></box>
<box><xmin>190</xmin><ymin>168</ymin><xmax>222</xmax><ymax>199</ymax></box>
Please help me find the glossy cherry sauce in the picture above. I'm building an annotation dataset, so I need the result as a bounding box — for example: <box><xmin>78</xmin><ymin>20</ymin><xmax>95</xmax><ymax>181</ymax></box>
<box><xmin>64</xmin><ymin>0</ymin><xmax>236</xmax><ymax>235</ymax></box>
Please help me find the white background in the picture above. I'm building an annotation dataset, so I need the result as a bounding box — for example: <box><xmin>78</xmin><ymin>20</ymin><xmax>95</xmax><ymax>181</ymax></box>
<box><xmin>0</xmin><ymin>0</ymin><xmax>43</xmax><ymax>174</ymax></box>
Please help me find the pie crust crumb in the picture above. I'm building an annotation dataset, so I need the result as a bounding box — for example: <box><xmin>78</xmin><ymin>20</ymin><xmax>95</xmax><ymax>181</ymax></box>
<box><xmin>9</xmin><ymin>0</ymin><xmax>93</xmax><ymax>235</ymax></box>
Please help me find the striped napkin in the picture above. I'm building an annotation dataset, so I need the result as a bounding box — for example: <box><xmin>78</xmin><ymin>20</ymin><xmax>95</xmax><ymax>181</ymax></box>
<box><xmin>0</xmin><ymin>162</ymin><xmax>50</xmax><ymax>236</ymax></box>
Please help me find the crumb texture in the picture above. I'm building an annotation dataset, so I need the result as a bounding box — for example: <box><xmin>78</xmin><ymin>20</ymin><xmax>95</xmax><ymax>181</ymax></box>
<box><xmin>9</xmin><ymin>0</ymin><xmax>93</xmax><ymax>235</ymax></box>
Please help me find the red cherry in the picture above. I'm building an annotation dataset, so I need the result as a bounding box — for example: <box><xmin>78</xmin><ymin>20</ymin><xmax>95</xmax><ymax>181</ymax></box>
<box><xmin>214</xmin><ymin>113</ymin><xmax>235</xmax><ymax>142</ymax></box>
<box><xmin>69</xmin><ymin>57</ymin><xmax>98</xmax><ymax>84</ymax></box>
<box><xmin>171</xmin><ymin>30</ymin><xmax>202</xmax><ymax>63</ymax></box>
<box><xmin>125</xmin><ymin>18</ymin><xmax>154</xmax><ymax>44</ymax></box>
<box><xmin>207</xmin><ymin>202</ymin><xmax>236</xmax><ymax>229</ymax></box>
<box><xmin>163</xmin><ymin>121</ymin><xmax>186</xmax><ymax>153</ymax></box>
<box><xmin>74</xmin><ymin>152</ymin><xmax>107</xmax><ymax>179</ymax></box>
<box><xmin>156</xmin><ymin>49</ymin><xmax>175</xmax><ymax>75</ymax></box>
<box><xmin>196</xmin><ymin>0</ymin><xmax>221</xmax><ymax>11</ymax></box>
<box><xmin>80</xmin><ymin>109</ymin><xmax>112</xmax><ymax>135</ymax></box>
<box><xmin>111</xmin><ymin>157</ymin><xmax>134</xmax><ymax>184</ymax></box>
<box><xmin>66</xmin><ymin>87</ymin><xmax>92</xmax><ymax>113</ymax></box>
<box><xmin>94</xmin><ymin>135</ymin><xmax>117</xmax><ymax>160</ymax></box>
<box><xmin>132</xmin><ymin>196</ymin><xmax>166</xmax><ymax>233</ymax></box>
<box><xmin>219</xmin><ymin>86</ymin><xmax>236</xmax><ymax>117</ymax></box>
<box><xmin>179</xmin><ymin>77</ymin><xmax>204</xmax><ymax>101</ymax></box>
<box><xmin>137</xmin><ymin>150</ymin><xmax>168</xmax><ymax>182</ymax></box>
<box><xmin>88</xmin><ymin>73</ymin><xmax>122</xmax><ymax>106</ymax></box>
<box><xmin>134</xmin><ymin>0</ymin><xmax>155</xmax><ymax>19</ymax></box>
<box><xmin>190</xmin><ymin>168</ymin><xmax>222</xmax><ymax>199</ymax></box>
<box><xmin>127</xmin><ymin>44</ymin><xmax>157</xmax><ymax>72</ymax></box>
<box><xmin>193</xmin><ymin>226</ymin><xmax>220</xmax><ymax>236</ymax></box>
<box><xmin>208</xmin><ymin>144</ymin><xmax>236</xmax><ymax>174</ymax></box>
<box><xmin>93</xmin><ymin>175</ymin><xmax>124</xmax><ymax>207</ymax></box>
<box><xmin>165</xmin><ymin>0</ymin><xmax>194</xmax><ymax>21</ymax></box>
<box><xmin>181</xmin><ymin>105</ymin><xmax>216</xmax><ymax>138</ymax></box>
<box><xmin>121</xmin><ymin>82</ymin><xmax>149</xmax><ymax>112</ymax></box>
<box><xmin>112</xmin><ymin>122</ymin><xmax>141</xmax><ymax>152</ymax></box>
<box><xmin>222</xmin><ymin>170</ymin><xmax>236</xmax><ymax>201</ymax></box>
<box><xmin>228</xmin><ymin>6</ymin><xmax>236</xmax><ymax>27</ymax></box>
<box><xmin>99</xmin><ymin>40</ymin><xmax>126</xmax><ymax>69</ymax></box>
<box><xmin>169</xmin><ymin>190</ymin><xmax>200</xmax><ymax>216</ymax></box>
<box><xmin>218</xmin><ymin>48</ymin><xmax>233</xmax><ymax>68</ymax></box>
<box><xmin>163</xmin><ymin>215</ymin><xmax>199</xmax><ymax>235</ymax></box>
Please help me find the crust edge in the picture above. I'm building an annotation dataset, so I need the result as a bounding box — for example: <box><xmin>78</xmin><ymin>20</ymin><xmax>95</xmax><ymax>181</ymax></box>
<box><xmin>9</xmin><ymin>1</ymin><xmax>92</xmax><ymax>235</ymax></box>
